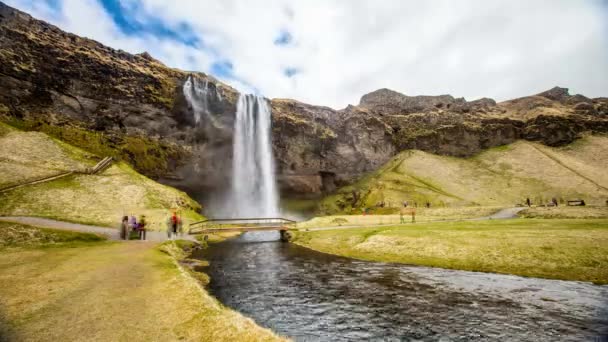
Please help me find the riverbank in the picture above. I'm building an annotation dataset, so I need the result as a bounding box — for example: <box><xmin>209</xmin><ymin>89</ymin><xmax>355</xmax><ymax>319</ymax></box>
<box><xmin>0</xmin><ymin>222</ymin><xmax>282</xmax><ymax>341</ymax></box>
<box><xmin>292</xmin><ymin>219</ymin><xmax>608</xmax><ymax>284</ymax></box>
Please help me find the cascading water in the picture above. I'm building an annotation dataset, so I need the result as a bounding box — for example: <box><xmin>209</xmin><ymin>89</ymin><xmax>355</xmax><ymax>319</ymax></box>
<box><xmin>183</xmin><ymin>75</ymin><xmax>222</xmax><ymax>128</ymax></box>
<box><xmin>229</xmin><ymin>94</ymin><xmax>279</xmax><ymax>218</ymax></box>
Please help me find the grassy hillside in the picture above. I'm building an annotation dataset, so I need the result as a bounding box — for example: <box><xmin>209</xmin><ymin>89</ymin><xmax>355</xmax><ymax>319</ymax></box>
<box><xmin>0</xmin><ymin>125</ymin><xmax>203</xmax><ymax>229</ymax></box>
<box><xmin>319</xmin><ymin>135</ymin><xmax>608</xmax><ymax>214</ymax></box>
<box><xmin>0</xmin><ymin>122</ymin><xmax>96</xmax><ymax>188</ymax></box>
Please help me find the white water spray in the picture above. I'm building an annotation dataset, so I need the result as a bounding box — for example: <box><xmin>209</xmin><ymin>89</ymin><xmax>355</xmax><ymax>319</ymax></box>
<box><xmin>183</xmin><ymin>75</ymin><xmax>222</xmax><ymax>127</ymax></box>
<box><xmin>230</xmin><ymin>94</ymin><xmax>279</xmax><ymax>217</ymax></box>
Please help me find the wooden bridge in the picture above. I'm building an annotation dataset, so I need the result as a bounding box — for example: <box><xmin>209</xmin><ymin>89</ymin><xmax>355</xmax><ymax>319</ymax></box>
<box><xmin>188</xmin><ymin>217</ymin><xmax>297</xmax><ymax>241</ymax></box>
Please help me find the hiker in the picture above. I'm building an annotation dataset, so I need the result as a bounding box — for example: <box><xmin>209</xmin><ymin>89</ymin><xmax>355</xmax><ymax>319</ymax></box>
<box><xmin>170</xmin><ymin>212</ymin><xmax>180</xmax><ymax>240</ymax></box>
<box><xmin>120</xmin><ymin>216</ymin><xmax>129</xmax><ymax>240</ymax></box>
<box><xmin>526</xmin><ymin>198</ymin><xmax>531</xmax><ymax>207</ymax></box>
<box><xmin>166</xmin><ymin>215</ymin><xmax>173</xmax><ymax>240</ymax></box>
<box><xmin>129</xmin><ymin>215</ymin><xmax>137</xmax><ymax>230</ymax></box>
<box><xmin>177</xmin><ymin>214</ymin><xmax>183</xmax><ymax>237</ymax></box>
<box><xmin>139</xmin><ymin>215</ymin><xmax>147</xmax><ymax>240</ymax></box>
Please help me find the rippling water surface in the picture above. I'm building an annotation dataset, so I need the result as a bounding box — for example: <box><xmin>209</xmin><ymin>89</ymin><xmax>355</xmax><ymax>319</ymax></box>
<box><xmin>195</xmin><ymin>232</ymin><xmax>608</xmax><ymax>341</ymax></box>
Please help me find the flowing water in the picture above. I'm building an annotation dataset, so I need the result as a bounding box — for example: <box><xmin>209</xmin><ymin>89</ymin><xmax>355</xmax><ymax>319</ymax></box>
<box><xmin>229</xmin><ymin>94</ymin><xmax>279</xmax><ymax>217</ymax></box>
<box><xmin>183</xmin><ymin>75</ymin><xmax>223</xmax><ymax>127</ymax></box>
<box><xmin>196</xmin><ymin>232</ymin><xmax>608</xmax><ymax>341</ymax></box>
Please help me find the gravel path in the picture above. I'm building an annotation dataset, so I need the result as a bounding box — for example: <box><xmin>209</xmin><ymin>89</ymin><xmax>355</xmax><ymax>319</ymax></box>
<box><xmin>0</xmin><ymin>216</ymin><xmax>192</xmax><ymax>242</ymax></box>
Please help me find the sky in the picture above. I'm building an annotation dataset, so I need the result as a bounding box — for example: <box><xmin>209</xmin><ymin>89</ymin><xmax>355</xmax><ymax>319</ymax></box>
<box><xmin>6</xmin><ymin>0</ymin><xmax>608</xmax><ymax>109</ymax></box>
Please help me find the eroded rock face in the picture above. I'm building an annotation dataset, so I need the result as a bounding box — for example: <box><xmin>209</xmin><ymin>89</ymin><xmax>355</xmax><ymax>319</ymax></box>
<box><xmin>0</xmin><ymin>2</ymin><xmax>607</xmax><ymax>198</ymax></box>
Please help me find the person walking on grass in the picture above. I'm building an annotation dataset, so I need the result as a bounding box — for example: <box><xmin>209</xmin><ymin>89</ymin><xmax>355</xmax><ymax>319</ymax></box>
<box><xmin>139</xmin><ymin>215</ymin><xmax>147</xmax><ymax>240</ymax></box>
<box><xmin>120</xmin><ymin>216</ymin><xmax>129</xmax><ymax>240</ymax></box>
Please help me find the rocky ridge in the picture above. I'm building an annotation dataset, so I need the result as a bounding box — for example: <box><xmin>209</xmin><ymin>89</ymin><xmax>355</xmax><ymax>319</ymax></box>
<box><xmin>1</xmin><ymin>2</ymin><xmax>607</xmax><ymax>200</ymax></box>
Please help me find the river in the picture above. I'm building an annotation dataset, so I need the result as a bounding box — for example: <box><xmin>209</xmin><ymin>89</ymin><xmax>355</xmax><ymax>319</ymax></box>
<box><xmin>194</xmin><ymin>232</ymin><xmax>608</xmax><ymax>341</ymax></box>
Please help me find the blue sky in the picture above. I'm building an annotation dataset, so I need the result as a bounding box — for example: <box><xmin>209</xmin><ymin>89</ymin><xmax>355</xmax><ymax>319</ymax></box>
<box><xmin>5</xmin><ymin>0</ymin><xmax>608</xmax><ymax>108</ymax></box>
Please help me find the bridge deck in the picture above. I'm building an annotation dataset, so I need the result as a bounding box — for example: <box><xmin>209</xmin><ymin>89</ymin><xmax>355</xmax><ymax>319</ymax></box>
<box><xmin>189</xmin><ymin>225</ymin><xmax>295</xmax><ymax>234</ymax></box>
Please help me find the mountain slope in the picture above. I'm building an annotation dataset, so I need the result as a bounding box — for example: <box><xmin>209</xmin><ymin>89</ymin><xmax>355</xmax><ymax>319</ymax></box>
<box><xmin>319</xmin><ymin>135</ymin><xmax>608</xmax><ymax>213</ymax></box>
<box><xmin>0</xmin><ymin>122</ymin><xmax>203</xmax><ymax>228</ymax></box>
<box><xmin>0</xmin><ymin>2</ymin><xmax>607</xmax><ymax>199</ymax></box>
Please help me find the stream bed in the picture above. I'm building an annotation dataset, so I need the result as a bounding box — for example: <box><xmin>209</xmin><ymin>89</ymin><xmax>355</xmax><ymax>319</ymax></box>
<box><xmin>195</xmin><ymin>232</ymin><xmax>608</xmax><ymax>341</ymax></box>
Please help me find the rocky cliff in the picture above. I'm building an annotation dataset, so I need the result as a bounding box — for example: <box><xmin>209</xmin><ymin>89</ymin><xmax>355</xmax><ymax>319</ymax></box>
<box><xmin>1</xmin><ymin>2</ymin><xmax>607</xmax><ymax>201</ymax></box>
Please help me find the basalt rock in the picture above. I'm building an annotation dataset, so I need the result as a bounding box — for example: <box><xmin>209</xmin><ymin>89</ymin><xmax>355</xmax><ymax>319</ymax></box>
<box><xmin>0</xmin><ymin>2</ymin><xmax>607</xmax><ymax>199</ymax></box>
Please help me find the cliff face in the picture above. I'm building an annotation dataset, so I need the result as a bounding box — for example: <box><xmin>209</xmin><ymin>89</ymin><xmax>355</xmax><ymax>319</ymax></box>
<box><xmin>1</xmin><ymin>2</ymin><xmax>607</xmax><ymax>199</ymax></box>
<box><xmin>0</xmin><ymin>2</ymin><xmax>238</xmax><ymax>192</ymax></box>
<box><xmin>272</xmin><ymin>87</ymin><xmax>608</xmax><ymax>195</ymax></box>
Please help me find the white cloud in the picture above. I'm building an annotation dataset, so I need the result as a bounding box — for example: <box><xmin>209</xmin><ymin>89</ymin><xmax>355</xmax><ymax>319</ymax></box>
<box><xmin>6</xmin><ymin>0</ymin><xmax>608</xmax><ymax>108</ymax></box>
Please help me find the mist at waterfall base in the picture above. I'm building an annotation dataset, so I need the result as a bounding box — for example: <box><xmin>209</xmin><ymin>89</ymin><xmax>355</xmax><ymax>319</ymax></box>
<box><xmin>182</xmin><ymin>77</ymin><xmax>281</xmax><ymax>218</ymax></box>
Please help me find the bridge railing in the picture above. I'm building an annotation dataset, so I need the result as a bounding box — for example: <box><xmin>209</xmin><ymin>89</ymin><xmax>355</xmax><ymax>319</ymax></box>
<box><xmin>188</xmin><ymin>217</ymin><xmax>297</xmax><ymax>235</ymax></box>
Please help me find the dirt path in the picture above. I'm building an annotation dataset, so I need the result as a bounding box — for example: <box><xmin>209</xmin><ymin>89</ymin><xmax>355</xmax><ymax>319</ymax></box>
<box><xmin>0</xmin><ymin>216</ymin><xmax>192</xmax><ymax>242</ymax></box>
<box><xmin>0</xmin><ymin>241</ymin><xmax>281</xmax><ymax>341</ymax></box>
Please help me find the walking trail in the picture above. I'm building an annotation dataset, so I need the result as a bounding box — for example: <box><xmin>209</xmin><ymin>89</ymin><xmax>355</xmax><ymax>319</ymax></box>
<box><xmin>0</xmin><ymin>208</ymin><xmax>525</xmax><ymax>237</ymax></box>
<box><xmin>0</xmin><ymin>216</ymin><xmax>194</xmax><ymax>242</ymax></box>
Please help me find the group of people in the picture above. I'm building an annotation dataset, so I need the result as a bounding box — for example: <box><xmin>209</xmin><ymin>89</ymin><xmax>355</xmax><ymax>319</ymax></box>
<box><xmin>120</xmin><ymin>215</ymin><xmax>147</xmax><ymax>240</ymax></box>
<box><xmin>119</xmin><ymin>211</ymin><xmax>184</xmax><ymax>241</ymax></box>
<box><xmin>402</xmin><ymin>200</ymin><xmax>431</xmax><ymax>208</ymax></box>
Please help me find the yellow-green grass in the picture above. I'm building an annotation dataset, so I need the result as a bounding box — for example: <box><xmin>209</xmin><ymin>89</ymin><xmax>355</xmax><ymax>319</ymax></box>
<box><xmin>297</xmin><ymin>206</ymin><xmax>503</xmax><ymax>228</ymax></box>
<box><xmin>0</xmin><ymin>162</ymin><xmax>203</xmax><ymax>230</ymax></box>
<box><xmin>0</xmin><ymin>126</ymin><xmax>203</xmax><ymax>230</ymax></box>
<box><xmin>0</xmin><ymin>221</ymin><xmax>104</xmax><ymax>248</ymax></box>
<box><xmin>292</xmin><ymin>219</ymin><xmax>608</xmax><ymax>284</ymax></box>
<box><xmin>319</xmin><ymin>135</ymin><xmax>608</xmax><ymax>214</ymax></box>
<box><xmin>0</xmin><ymin>124</ymin><xmax>97</xmax><ymax>188</ymax></box>
<box><xmin>519</xmin><ymin>206</ymin><xmax>608</xmax><ymax>219</ymax></box>
<box><xmin>0</xmin><ymin>223</ymin><xmax>283</xmax><ymax>341</ymax></box>
<box><xmin>2</xmin><ymin>118</ymin><xmax>188</xmax><ymax>178</ymax></box>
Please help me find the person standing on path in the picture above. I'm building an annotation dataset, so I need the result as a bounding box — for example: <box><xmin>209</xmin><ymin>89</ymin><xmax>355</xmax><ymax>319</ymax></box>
<box><xmin>120</xmin><ymin>216</ymin><xmax>129</xmax><ymax>240</ymax></box>
<box><xmin>139</xmin><ymin>215</ymin><xmax>147</xmax><ymax>240</ymax></box>
<box><xmin>172</xmin><ymin>212</ymin><xmax>178</xmax><ymax>239</ymax></box>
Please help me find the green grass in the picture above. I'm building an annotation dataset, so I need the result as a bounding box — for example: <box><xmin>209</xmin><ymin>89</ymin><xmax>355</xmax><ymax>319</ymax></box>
<box><xmin>519</xmin><ymin>206</ymin><xmax>608</xmax><ymax>219</ymax></box>
<box><xmin>293</xmin><ymin>219</ymin><xmax>608</xmax><ymax>284</ymax></box>
<box><xmin>297</xmin><ymin>206</ymin><xmax>502</xmax><ymax>228</ymax></box>
<box><xmin>0</xmin><ymin>221</ymin><xmax>105</xmax><ymax>248</ymax></box>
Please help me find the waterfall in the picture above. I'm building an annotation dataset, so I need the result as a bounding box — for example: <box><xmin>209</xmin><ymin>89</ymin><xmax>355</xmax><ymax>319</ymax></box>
<box><xmin>183</xmin><ymin>75</ymin><xmax>222</xmax><ymax>128</ymax></box>
<box><xmin>230</xmin><ymin>94</ymin><xmax>279</xmax><ymax>218</ymax></box>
